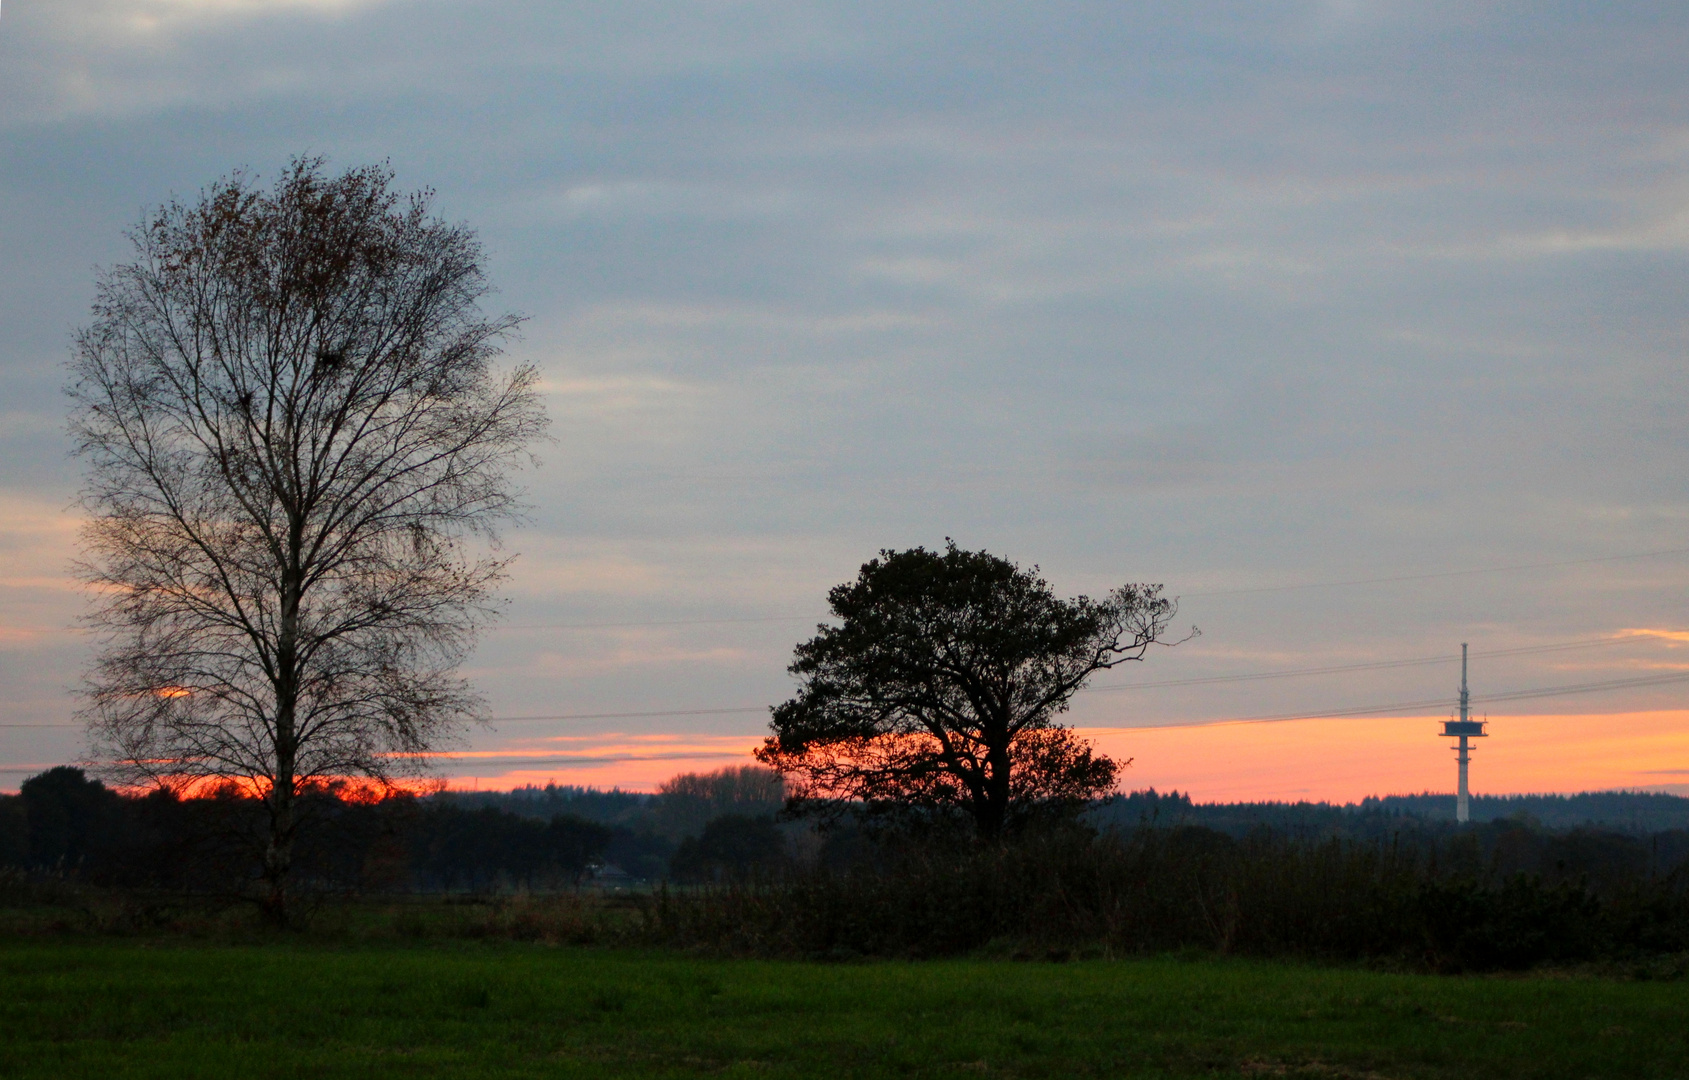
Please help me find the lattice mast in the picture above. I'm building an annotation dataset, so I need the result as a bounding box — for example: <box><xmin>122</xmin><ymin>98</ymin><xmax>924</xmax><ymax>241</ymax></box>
<box><xmin>1441</xmin><ymin>642</ymin><xmax>1486</xmax><ymax>823</ymax></box>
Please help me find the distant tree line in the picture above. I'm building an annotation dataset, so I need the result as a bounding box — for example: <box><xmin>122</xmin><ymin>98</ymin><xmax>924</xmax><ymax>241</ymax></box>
<box><xmin>0</xmin><ymin>764</ymin><xmax>791</xmax><ymax>892</ymax></box>
<box><xmin>9</xmin><ymin>762</ymin><xmax>1689</xmax><ymax>893</ymax></box>
<box><xmin>1095</xmin><ymin>788</ymin><xmax>1689</xmax><ymax>838</ymax></box>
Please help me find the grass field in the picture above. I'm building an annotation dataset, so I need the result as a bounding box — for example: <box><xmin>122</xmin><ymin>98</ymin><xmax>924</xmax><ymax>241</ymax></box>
<box><xmin>1</xmin><ymin>942</ymin><xmax>1685</xmax><ymax>1078</ymax></box>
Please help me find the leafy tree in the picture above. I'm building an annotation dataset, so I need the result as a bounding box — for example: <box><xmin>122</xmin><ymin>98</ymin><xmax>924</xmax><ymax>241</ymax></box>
<box><xmin>18</xmin><ymin>767</ymin><xmax>126</xmax><ymax>871</ymax></box>
<box><xmin>67</xmin><ymin>158</ymin><xmax>547</xmax><ymax>920</ymax></box>
<box><xmin>757</xmin><ymin>543</ymin><xmax>1187</xmax><ymax>838</ymax></box>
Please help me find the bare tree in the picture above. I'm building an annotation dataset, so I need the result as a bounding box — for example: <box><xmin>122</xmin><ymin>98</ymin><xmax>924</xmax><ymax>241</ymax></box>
<box><xmin>757</xmin><ymin>543</ymin><xmax>1190</xmax><ymax>838</ymax></box>
<box><xmin>67</xmin><ymin>158</ymin><xmax>547</xmax><ymax>919</ymax></box>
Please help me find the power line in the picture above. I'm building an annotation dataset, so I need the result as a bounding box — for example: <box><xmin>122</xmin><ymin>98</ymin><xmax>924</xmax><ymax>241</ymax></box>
<box><xmin>423</xmin><ymin>751</ymin><xmax>749</xmax><ymax>767</ymax></box>
<box><xmin>1105</xmin><ymin>670</ymin><xmax>1689</xmax><ymax>730</ymax></box>
<box><xmin>2</xmin><ymin>615</ymin><xmax>827</xmax><ymax>636</ymax></box>
<box><xmin>492</xmin><ymin>615</ymin><xmax>823</xmax><ymax>632</ymax></box>
<box><xmin>7</xmin><ymin>669</ymin><xmax>1687</xmax><ymax>771</ymax></box>
<box><xmin>0</xmin><ymin>706</ymin><xmax>769</xmax><ymax>730</ymax></box>
<box><xmin>3</xmin><ymin>632</ymin><xmax>1678</xmax><ymax>730</ymax></box>
<box><xmin>1080</xmin><ymin>634</ymin><xmax>1639</xmax><ymax>694</ymax></box>
<box><xmin>477</xmin><ymin>659</ymin><xmax>1689</xmax><ymax>732</ymax></box>
<box><xmin>1184</xmin><ymin>546</ymin><xmax>1689</xmax><ymax>598</ymax></box>
<box><xmin>487</xmin><ymin>707</ymin><xmax>766</xmax><ymax>723</ymax></box>
<box><xmin>1477</xmin><ymin>670</ymin><xmax>1689</xmax><ymax>705</ymax></box>
<box><xmin>9</xmin><ymin>544</ymin><xmax>1689</xmax><ymax>639</ymax></box>
<box><xmin>444</xmin><ymin>546</ymin><xmax>1689</xmax><ymax>630</ymax></box>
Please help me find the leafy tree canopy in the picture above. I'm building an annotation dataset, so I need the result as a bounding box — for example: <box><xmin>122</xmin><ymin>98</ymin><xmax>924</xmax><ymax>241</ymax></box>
<box><xmin>757</xmin><ymin>542</ymin><xmax>1187</xmax><ymax>837</ymax></box>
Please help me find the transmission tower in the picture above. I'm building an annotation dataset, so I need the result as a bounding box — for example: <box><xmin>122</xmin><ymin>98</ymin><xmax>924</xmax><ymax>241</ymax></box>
<box><xmin>1441</xmin><ymin>642</ymin><xmax>1486</xmax><ymax>823</ymax></box>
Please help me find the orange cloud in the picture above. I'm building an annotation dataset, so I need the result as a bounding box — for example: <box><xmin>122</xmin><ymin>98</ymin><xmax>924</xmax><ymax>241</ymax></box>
<box><xmin>1617</xmin><ymin>628</ymin><xmax>1689</xmax><ymax>645</ymax></box>
<box><xmin>427</xmin><ymin>732</ymin><xmax>763</xmax><ymax>792</ymax></box>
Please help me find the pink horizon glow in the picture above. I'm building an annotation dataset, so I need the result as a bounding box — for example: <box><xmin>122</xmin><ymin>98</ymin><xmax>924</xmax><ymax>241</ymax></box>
<box><xmin>5</xmin><ymin>711</ymin><xmax>1685</xmax><ymax>800</ymax></box>
<box><xmin>423</xmin><ymin>710</ymin><xmax>1689</xmax><ymax>800</ymax></box>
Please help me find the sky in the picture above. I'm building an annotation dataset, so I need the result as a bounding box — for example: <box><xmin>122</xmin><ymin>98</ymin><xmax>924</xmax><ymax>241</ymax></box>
<box><xmin>3</xmin><ymin>0</ymin><xmax>1689</xmax><ymax>799</ymax></box>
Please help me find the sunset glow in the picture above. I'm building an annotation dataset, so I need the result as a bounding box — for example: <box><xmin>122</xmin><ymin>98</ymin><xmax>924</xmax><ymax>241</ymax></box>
<box><xmin>418</xmin><ymin>711</ymin><xmax>1689</xmax><ymax>800</ymax></box>
<box><xmin>1082</xmin><ymin>711</ymin><xmax>1689</xmax><ymax>803</ymax></box>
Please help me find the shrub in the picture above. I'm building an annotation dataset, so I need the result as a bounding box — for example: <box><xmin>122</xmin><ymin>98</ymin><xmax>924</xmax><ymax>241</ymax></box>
<box><xmin>638</xmin><ymin>825</ymin><xmax>1689</xmax><ymax>969</ymax></box>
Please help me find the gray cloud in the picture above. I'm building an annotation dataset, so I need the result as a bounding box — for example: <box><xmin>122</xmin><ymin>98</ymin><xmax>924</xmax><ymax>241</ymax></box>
<box><xmin>4</xmin><ymin>0</ymin><xmax>1689</xmax><ymax>786</ymax></box>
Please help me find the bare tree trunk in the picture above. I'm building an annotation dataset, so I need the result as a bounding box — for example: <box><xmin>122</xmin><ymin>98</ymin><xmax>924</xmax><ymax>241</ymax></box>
<box><xmin>262</xmin><ymin>779</ymin><xmax>294</xmax><ymax>926</ymax></box>
<box><xmin>263</xmin><ymin>565</ymin><xmax>302</xmax><ymax>927</ymax></box>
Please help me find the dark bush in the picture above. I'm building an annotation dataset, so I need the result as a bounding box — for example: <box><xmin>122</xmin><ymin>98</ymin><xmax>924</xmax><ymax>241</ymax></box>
<box><xmin>406</xmin><ymin>804</ymin><xmax>612</xmax><ymax>891</ymax></box>
<box><xmin>669</xmin><ymin>815</ymin><xmax>788</xmax><ymax>883</ymax></box>
<box><xmin>1416</xmin><ymin>874</ymin><xmax>1603</xmax><ymax>971</ymax></box>
<box><xmin>640</xmin><ymin>825</ymin><xmax>1689</xmax><ymax>969</ymax></box>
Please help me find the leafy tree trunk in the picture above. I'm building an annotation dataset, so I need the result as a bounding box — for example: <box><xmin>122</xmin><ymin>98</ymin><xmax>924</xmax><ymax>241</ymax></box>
<box><xmin>979</xmin><ymin>738</ymin><xmax>1011</xmax><ymax>840</ymax></box>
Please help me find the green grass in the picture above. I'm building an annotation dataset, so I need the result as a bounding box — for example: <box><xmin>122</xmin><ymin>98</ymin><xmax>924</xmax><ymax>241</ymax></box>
<box><xmin>0</xmin><ymin>941</ymin><xmax>1684</xmax><ymax>1078</ymax></box>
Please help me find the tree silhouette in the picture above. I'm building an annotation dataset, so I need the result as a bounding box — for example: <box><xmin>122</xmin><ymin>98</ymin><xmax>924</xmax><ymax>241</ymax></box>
<box><xmin>67</xmin><ymin>158</ymin><xmax>547</xmax><ymax>920</ymax></box>
<box><xmin>757</xmin><ymin>543</ymin><xmax>1188</xmax><ymax>838</ymax></box>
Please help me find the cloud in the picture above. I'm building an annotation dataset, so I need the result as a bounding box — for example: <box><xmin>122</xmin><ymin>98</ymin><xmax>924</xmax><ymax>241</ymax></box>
<box><xmin>142</xmin><ymin>0</ymin><xmax>379</xmax><ymax>14</ymax></box>
<box><xmin>0</xmin><ymin>493</ymin><xmax>83</xmax><ymax>591</ymax></box>
<box><xmin>1619</xmin><ymin>629</ymin><xmax>1689</xmax><ymax>647</ymax></box>
<box><xmin>522</xmin><ymin>643</ymin><xmax>760</xmax><ymax>678</ymax></box>
<box><xmin>8</xmin><ymin>1</ymin><xmax>1689</xmax><ymax>790</ymax></box>
<box><xmin>0</xmin><ymin>0</ymin><xmax>395</xmax><ymax>123</ymax></box>
<box><xmin>421</xmin><ymin>732</ymin><xmax>765</xmax><ymax>789</ymax></box>
<box><xmin>536</xmin><ymin>372</ymin><xmax>700</xmax><ymax>413</ymax></box>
